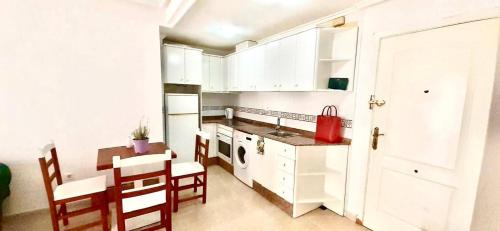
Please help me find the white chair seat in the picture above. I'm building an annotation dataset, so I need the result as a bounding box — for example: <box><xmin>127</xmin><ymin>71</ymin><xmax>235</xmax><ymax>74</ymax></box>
<box><xmin>53</xmin><ymin>175</ymin><xmax>106</xmax><ymax>201</ymax></box>
<box><xmin>122</xmin><ymin>190</ymin><xmax>166</xmax><ymax>213</ymax></box>
<box><xmin>172</xmin><ymin>162</ymin><xmax>204</xmax><ymax>177</ymax></box>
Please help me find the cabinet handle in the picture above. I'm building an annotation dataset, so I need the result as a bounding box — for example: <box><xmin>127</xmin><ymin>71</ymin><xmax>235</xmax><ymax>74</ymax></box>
<box><xmin>284</xmin><ymin>149</ymin><xmax>286</xmax><ymax>152</ymax></box>
<box><xmin>294</xmin><ymin>84</ymin><xmax>298</xmax><ymax>87</ymax></box>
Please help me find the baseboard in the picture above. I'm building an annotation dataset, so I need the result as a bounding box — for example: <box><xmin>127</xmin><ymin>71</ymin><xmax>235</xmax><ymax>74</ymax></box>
<box><xmin>207</xmin><ymin>157</ymin><xmax>219</xmax><ymax>166</ymax></box>
<box><xmin>216</xmin><ymin>157</ymin><xmax>233</xmax><ymax>175</ymax></box>
<box><xmin>356</xmin><ymin>218</ymin><xmax>363</xmax><ymax>226</ymax></box>
<box><xmin>253</xmin><ymin>180</ymin><xmax>293</xmax><ymax>217</ymax></box>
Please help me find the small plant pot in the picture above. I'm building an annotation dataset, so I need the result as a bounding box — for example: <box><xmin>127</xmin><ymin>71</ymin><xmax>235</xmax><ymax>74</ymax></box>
<box><xmin>133</xmin><ymin>139</ymin><xmax>149</xmax><ymax>154</ymax></box>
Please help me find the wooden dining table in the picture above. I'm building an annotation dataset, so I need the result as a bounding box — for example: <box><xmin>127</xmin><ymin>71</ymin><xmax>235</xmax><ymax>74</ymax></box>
<box><xmin>96</xmin><ymin>142</ymin><xmax>177</xmax><ymax>171</ymax></box>
<box><xmin>96</xmin><ymin>142</ymin><xmax>177</xmax><ymax>202</ymax></box>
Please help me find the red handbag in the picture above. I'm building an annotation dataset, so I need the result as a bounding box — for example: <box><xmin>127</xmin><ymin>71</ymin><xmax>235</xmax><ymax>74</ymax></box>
<box><xmin>315</xmin><ymin>105</ymin><xmax>343</xmax><ymax>143</ymax></box>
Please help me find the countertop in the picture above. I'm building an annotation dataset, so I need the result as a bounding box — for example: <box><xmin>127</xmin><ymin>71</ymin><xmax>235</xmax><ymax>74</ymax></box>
<box><xmin>203</xmin><ymin>117</ymin><xmax>351</xmax><ymax>146</ymax></box>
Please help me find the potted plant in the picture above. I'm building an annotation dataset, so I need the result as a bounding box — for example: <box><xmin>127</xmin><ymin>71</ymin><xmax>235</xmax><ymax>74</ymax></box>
<box><xmin>131</xmin><ymin>121</ymin><xmax>150</xmax><ymax>154</ymax></box>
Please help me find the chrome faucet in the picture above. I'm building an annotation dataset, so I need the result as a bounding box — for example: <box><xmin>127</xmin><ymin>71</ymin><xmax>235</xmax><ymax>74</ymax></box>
<box><xmin>276</xmin><ymin>117</ymin><xmax>281</xmax><ymax>131</ymax></box>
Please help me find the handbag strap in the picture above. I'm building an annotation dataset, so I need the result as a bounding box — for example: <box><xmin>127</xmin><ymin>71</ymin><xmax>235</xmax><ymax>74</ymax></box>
<box><xmin>321</xmin><ymin>106</ymin><xmax>330</xmax><ymax>116</ymax></box>
<box><xmin>330</xmin><ymin>105</ymin><xmax>338</xmax><ymax>117</ymax></box>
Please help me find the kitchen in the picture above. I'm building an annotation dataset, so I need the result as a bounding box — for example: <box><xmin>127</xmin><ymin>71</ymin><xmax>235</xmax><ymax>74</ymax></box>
<box><xmin>1</xmin><ymin>0</ymin><xmax>500</xmax><ymax>231</ymax></box>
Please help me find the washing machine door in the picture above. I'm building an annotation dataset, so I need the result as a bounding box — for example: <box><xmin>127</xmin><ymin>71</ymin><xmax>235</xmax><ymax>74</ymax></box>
<box><xmin>235</xmin><ymin>142</ymin><xmax>249</xmax><ymax>169</ymax></box>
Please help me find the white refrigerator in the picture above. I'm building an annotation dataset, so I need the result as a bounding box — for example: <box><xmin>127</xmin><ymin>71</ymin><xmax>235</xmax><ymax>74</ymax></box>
<box><xmin>165</xmin><ymin>93</ymin><xmax>199</xmax><ymax>163</ymax></box>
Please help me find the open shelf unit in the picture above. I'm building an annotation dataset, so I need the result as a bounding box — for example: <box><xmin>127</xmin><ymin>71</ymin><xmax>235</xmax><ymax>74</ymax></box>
<box><xmin>315</xmin><ymin>26</ymin><xmax>359</xmax><ymax>91</ymax></box>
<box><xmin>292</xmin><ymin>145</ymin><xmax>349</xmax><ymax>217</ymax></box>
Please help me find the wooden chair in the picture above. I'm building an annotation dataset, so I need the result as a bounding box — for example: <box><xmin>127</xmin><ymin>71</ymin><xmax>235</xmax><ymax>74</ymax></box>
<box><xmin>171</xmin><ymin>131</ymin><xmax>210</xmax><ymax>212</ymax></box>
<box><xmin>38</xmin><ymin>142</ymin><xmax>109</xmax><ymax>231</ymax></box>
<box><xmin>112</xmin><ymin>150</ymin><xmax>172</xmax><ymax>231</ymax></box>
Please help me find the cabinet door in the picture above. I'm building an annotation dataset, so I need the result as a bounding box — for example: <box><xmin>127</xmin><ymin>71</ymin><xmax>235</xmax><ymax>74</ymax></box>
<box><xmin>294</xmin><ymin>29</ymin><xmax>317</xmax><ymax>91</ymax></box>
<box><xmin>202</xmin><ymin>55</ymin><xmax>210</xmax><ymax>91</ymax></box>
<box><xmin>184</xmin><ymin>49</ymin><xmax>202</xmax><ymax>85</ymax></box>
<box><xmin>201</xmin><ymin>123</ymin><xmax>218</xmax><ymax>158</ymax></box>
<box><xmin>238</xmin><ymin>49</ymin><xmax>257</xmax><ymax>91</ymax></box>
<box><xmin>258</xmin><ymin>138</ymin><xmax>279</xmax><ymax>190</ymax></box>
<box><xmin>209</xmin><ymin>56</ymin><xmax>223</xmax><ymax>91</ymax></box>
<box><xmin>263</xmin><ymin>41</ymin><xmax>281</xmax><ymax>91</ymax></box>
<box><xmin>227</xmin><ymin>54</ymin><xmax>239</xmax><ymax>91</ymax></box>
<box><xmin>164</xmin><ymin>46</ymin><xmax>185</xmax><ymax>84</ymax></box>
<box><xmin>253</xmin><ymin>46</ymin><xmax>266</xmax><ymax>91</ymax></box>
<box><xmin>278</xmin><ymin>35</ymin><xmax>297</xmax><ymax>90</ymax></box>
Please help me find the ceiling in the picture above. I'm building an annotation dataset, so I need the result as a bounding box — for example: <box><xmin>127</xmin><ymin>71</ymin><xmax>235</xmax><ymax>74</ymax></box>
<box><xmin>160</xmin><ymin>0</ymin><xmax>357</xmax><ymax>52</ymax></box>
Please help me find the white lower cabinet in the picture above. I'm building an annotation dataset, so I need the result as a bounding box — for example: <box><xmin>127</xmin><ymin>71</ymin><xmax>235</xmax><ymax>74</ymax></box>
<box><xmin>201</xmin><ymin>123</ymin><xmax>217</xmax><ymax>158</ymax></box>
<box><xmin>256</xmin><ymin>138</ymin><xmax>349</xmax><ymax>218</ymax></box>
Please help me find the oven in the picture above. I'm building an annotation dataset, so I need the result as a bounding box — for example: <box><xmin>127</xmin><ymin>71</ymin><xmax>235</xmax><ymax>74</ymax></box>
<box><xmin>216</xmin><ymin>125</ymin><xmax>233</xmax><ymax>164</ymax></box>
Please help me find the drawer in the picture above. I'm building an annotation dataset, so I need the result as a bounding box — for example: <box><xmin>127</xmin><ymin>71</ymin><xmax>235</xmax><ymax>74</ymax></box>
<box><xmin>277</xmin><ymin>143</ymin><xmax>296</xmax><ymax>160</ymax></box>
<box><xmin>277</xmin><ymin>157</ymin><xmax>295</xmax><ymax>175</ymax></box>
<box><xmin>217</xmin><ymin>125</ymin><xmax>233</xmax><ymax>137</ymax></box>
<box><xmin>276</xmin><ymin>170</ymin><xmax>294</xmax><ymax>189</ymax></box>
<box><xmin>277</xmin><ymin>185</ymin><xmax>294</xmax><ymax>203</ymax></box>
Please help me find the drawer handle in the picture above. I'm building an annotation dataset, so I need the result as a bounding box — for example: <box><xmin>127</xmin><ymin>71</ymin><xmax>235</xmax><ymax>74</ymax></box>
<box><xmin>283</xmin><ymin>177</ymin><xmax>285</xmax><ymax>181</ymax></box>
<box><xmin>283</xmin><ymin>163</ymin><xmax>286</xmax><ymax>167</ymax></box>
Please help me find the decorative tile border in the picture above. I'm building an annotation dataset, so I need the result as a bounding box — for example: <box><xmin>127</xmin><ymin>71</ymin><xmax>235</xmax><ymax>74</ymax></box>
<box><xmin>202</xmin><ymin>105</ymin><xmax>353</xmax><ymax>128</ymax></box>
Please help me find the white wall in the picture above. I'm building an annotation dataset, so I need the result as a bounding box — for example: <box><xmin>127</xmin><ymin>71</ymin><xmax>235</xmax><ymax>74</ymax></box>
<box><xmin>348</xmin><ymin>0</ymin><xmax>500</xmax><ymax>223</ymax></box>
<box><xmin>0</xmin><ymin>0</ymin><xmax>163</xmax><ymax>215</ymax></box>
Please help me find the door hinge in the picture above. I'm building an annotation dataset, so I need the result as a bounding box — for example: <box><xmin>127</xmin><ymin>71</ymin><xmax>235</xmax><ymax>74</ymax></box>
<box><xmin>369</xmin><ymin>95</ymin><xmax>386</xmax><ymax>110</ymax></box>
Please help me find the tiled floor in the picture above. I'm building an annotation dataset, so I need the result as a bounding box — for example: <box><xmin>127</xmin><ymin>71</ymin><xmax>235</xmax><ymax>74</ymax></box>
<box><xmin>3</xmin><ymin>166</ymin><xmax>368</xmax><ymax>231</ymax></box>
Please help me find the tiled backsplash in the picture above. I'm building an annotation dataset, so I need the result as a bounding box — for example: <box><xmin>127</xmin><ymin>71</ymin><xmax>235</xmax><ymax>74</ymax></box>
<box><xmin>202</xmin><ymin>105</ymin><xmax>353</xmax><ymax>128</ymax></box>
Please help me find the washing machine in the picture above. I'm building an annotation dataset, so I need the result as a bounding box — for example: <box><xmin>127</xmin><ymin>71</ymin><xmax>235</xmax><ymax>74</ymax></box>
<box><xmin>233</xmin><ymin>130</ymin><xmax>255</xmax><ymax>187</ymax></box>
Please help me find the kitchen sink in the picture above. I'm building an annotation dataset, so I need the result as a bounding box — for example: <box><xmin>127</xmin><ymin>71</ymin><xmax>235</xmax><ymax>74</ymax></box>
<box><xmin>267</xmin><ymin>130</ymin><xmax>299</xmax><ymax>138</ymax></box>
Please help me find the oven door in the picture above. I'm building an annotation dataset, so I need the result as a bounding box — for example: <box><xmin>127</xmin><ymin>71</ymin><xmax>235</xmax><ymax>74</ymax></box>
<box><xmin>217</xmin><ymin>133</ymin><xmax>232</xmax><ymax>164</ymax></box>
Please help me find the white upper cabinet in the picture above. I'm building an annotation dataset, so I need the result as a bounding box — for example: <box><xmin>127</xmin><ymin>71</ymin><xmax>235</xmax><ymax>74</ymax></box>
<box><xmin>221</xmin><ymin>26</ymin><xmax>358</xmax><ymax>92</ymax></box>
<box><xmin>209</xmin><ymin>56</ymin><xmax>224</xmax><ymax>91</ymax></box>
<box><xmin>202</xmin><ymin>54</ymin><xmax>225</xmax><ymax>92</ymax></box>
<box><xmin>164</xmin><ymin>45</ymin><xmax>202</xmax><ymax>85</ymax></box>
<box><xmin>293</xmin><ymin>29</ymin><xmax>317</xmax><ymax>91</ymax></box>
<box><xmin>184</xmin><ymin>48</ymin><xmax>202</xmax><ymax>85</ymax></box>
<box><xmin>164</xmin><ymin>46</ymin><xmax>185</xmax><ymax>84</ymax></box>
<box><xmin>238</xmin><ymin>48</ymin><xmax>259</xmax><ymax>91</ymax></box>
<box><xmin>278</xmin><ymin>35</ymin><xmax>298</xmax><ymax>91</ymax></box>
<box><xmin>226</xmin><ymin>54</ymin><xmax>239</xmax><ymax>91</ymax></box>
<box><xmin>262</xmin><ymin>40</ymin><xmax>281</xmax><ymax>91</ymax></box>
<box><xmin>202</xmin><ymin>55</ymin><xmax>210</xmax><ymax>90</ymax></box>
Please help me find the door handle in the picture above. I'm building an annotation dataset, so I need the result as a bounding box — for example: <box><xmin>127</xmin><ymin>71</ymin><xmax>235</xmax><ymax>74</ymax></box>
<box><xmin>372</xmin><ymin>127</ymin><xmax>384</xmax><ymax>150</ymax></box>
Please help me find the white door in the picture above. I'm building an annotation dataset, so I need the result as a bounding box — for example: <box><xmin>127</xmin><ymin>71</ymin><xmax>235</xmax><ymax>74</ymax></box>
<box><xmin>209</xmin><ymin>56</ymin><xmax>223</xmax><ymax>91</ymax></box>
<box><xmin>164</xmin><ymin>46</ymin><xmax>185</xmax><ymax>84</ymax></box>
<box><xmin>184</xmin><ymin>49</ymin><xmax>202</xmax><ymax>85</ymax></box>
<box><xmin>364</xmin><ymin>19</ymin><xmax>500</xmax><ymax>231</ymax></box>
<box><xmin>294</xmin><ymin>29</ymin><xmax>317</xmax><ymax>91</ymax></box>
<box><xmin>202</xmin><ymin>55</ymin><xmax>210</xmax><ymax>91</ymax></box>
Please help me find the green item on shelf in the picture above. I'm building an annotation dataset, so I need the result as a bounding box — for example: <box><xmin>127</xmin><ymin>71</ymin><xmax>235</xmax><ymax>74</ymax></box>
<box><xmin>328</xmin><ymin>78</ymin><xmax>349</xmax><ymax>90</ymax></box>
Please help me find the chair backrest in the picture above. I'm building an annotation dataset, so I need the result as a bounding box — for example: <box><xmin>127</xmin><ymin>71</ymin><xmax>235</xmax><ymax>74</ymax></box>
<box><xmin>38</xmin><ymin>142</ymin><xmax>63</xmax><ymax>202</ymax></box>
<box><xmin>195</xmin><ymin>131</ymin><xmax>210</xmax><ymax>168</ymax></box>
<box><xmin>112</xmin><ymin>150</ymin><xmax>172</xmax><ymax>217</ymax></box>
